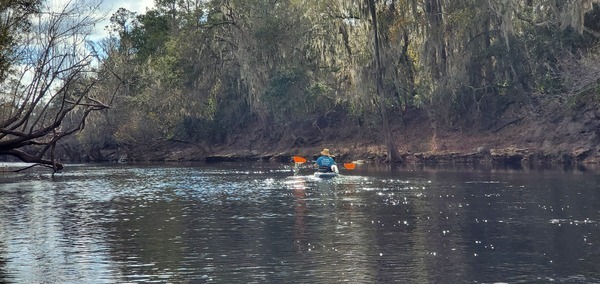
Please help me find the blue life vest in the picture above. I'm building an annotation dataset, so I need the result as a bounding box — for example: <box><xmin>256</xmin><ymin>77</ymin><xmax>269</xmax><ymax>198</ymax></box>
<box><xmin>316</xmin><ymin>156</ymin><xmax>336</xmax><ymax>172</ymax></box>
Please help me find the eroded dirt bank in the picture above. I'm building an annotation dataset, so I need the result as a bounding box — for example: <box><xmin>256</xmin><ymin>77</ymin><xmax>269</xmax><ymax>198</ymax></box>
<box><xmin>97</xmin><ymin>106</ymin><xmax>600</xmax><ymax>169</ymax></box>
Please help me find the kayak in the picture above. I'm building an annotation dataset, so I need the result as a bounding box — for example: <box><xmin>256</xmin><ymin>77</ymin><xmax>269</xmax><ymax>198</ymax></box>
<box><xmin>314</xmin><ymin>171</ymin><xmax>337</xmax><ymax>178</ymax></box>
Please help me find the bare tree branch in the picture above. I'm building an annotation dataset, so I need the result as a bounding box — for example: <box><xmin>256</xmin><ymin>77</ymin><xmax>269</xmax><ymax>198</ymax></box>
<box><xmin>0</xmin><ymin>0</ymin><xmax>109</xmax><ymax>172</ymax></box>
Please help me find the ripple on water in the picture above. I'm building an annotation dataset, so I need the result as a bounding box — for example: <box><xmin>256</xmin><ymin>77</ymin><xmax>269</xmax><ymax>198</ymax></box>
<box><xmin>1</xmin><ymin>164</ymin><xmax>600</xmax><ymax>283</ymax></box>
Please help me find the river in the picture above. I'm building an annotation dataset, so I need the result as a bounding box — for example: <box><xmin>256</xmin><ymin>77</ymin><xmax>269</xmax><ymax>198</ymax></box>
<box><xmin>0</xmin><ymin>162</ymin><xmax>599</xmax><ymax>283</ymax></box>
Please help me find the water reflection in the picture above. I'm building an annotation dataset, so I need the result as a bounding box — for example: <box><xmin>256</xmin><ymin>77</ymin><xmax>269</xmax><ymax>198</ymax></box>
<box><xmin>0</xmin><ymin>180</ymin><xmax>119</xmax><ymax>283</ymax></box>
<box><xmin>0</xmin><ymin>163</ymin><xmax>599</xmax><ymax>283</ymax></box>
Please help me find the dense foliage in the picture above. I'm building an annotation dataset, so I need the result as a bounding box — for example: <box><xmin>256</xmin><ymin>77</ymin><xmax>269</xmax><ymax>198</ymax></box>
<box><xmin>76</xmin><ymin>0</ymin><xmax>600</xmax><ymax>160</ymax></box>
<box><xmin>0</xmin><ymin>0</ymin><xmax>41</xmax><ymax>80</ymax></box>
<box><xmin>47</xmin><ymin>1</ymin><xmax>600</xmax><ymax>159</ymax></box>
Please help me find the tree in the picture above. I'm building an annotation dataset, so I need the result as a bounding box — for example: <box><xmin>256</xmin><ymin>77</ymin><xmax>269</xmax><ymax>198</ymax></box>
<box><xmin>73</xmin><ymin>0</ymin><xmax>600</xmax><ymax>163</ymax></box>
<box><xmin>333</xmin><ymin>0</ymin><xmax>403</xmax><ymax>162</ymax></box>
<box><xmin>0</xmin><ymin>0</ymin><xmax>109</xmax><ymax>172</ymax></box>
<box><xmin>0</xmin><ymin>0</ymin><xmax>41</xmax><ymax>81</ymax></box>
<box><xmin>366</xmin><ymin>0</ymin><xmax>403</xmax><ymax>163</ymax></box>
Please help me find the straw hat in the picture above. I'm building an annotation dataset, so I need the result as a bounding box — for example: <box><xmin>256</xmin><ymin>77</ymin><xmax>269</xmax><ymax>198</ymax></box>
<box><xmin>320</xmin><ymin>148</ymin><xmax>332</xmax><ymax>156</ymax></box>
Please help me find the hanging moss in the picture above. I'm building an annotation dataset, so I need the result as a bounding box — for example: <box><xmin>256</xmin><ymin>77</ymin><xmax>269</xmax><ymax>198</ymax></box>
<box><xmin>82</xmin><ymin>0</ymin><xmax>600</xmax><ymax>153</ymax></box>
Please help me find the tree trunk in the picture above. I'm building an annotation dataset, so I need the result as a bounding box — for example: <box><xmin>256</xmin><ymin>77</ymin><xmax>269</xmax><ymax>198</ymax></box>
<box><xmin>368</xmin><ymin>0</ymin><xmax>402</xmax><ymax>163</ymax></box>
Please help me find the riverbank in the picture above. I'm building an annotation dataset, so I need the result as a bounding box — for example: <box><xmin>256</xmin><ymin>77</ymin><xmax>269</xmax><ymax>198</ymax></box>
<box><xmin>198</xmin><ymin>145</ymin><xmax>598</xmax><ymax>169</ymax></box>
<box><xmin>81</xmin><ymin>105</ymin><xmax>600</xmax><ymax>169</ymax></box>
<box><xmin>182</xmin><ymin>106</ymin><xmax>600</xmax><ymax>169</ymax></box>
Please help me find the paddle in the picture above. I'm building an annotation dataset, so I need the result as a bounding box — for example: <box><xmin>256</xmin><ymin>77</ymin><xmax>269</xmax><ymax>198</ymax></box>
<box><xmin>343</xmin><ymin>162</ymin><xmax>356</xmax><ymax>170</ymax></box>
<box><xmin>292</xmin><ymin>156</ymin><xmax>356</xmax><ymax>170</ymax></box>
<box><xmin>292</xmin><ymin>156</ymin><xmax>307</xmax><ymax>164</ymax></box>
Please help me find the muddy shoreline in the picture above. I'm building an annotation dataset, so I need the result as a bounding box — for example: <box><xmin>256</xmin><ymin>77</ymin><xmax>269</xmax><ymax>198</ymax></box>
<box><xmin>202</xmin><ymin>147</ymin><xmax>598</xmax><ymax>167</ymax></box>
<box><xmin>64</xmin><ymin>106</ymin><xmax>600</xmax><ymax>171</ymax></box>
<box><xmin>98</xmin><ymin>141</ymin><xmax>600</xmax><ymax>172</ymax></box>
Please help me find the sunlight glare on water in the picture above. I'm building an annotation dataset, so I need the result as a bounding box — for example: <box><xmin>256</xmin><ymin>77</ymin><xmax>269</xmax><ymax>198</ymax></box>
<box><xmin>0</xmin><ymin>163</ymin><xmax>599</xmax><ymax>283</ymax></box>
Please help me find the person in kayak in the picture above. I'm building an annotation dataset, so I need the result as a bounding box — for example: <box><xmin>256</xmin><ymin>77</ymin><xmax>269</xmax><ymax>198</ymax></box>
<box><xmin>315</xmin><ymin>148</ymin><xmax>339</xmax><ymax>173</ymax></box>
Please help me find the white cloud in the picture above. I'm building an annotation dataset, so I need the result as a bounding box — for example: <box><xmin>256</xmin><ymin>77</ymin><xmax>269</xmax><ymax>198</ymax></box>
<box><xmin>101</xmin><ymin>0</ymin><xmax>155</xmax><ymax>15</ymax></box>
<box><xmin>94</xmin><ymin>0</ymin><xmax>156</xmax><ymax>40</ymax></box>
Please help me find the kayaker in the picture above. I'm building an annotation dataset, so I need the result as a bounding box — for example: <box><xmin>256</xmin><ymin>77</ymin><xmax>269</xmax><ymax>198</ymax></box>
<box><xmin>315</xmin><ymin>148</ymin><xmax>339</xmax><ymax>173</ymax></box>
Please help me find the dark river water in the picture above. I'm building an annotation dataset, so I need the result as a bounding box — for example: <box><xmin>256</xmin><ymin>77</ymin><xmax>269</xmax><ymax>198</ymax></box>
<box><xmin>1</xmin><ymin>162</ymin><xmax>600</xmax><ymax>283</ymax></box>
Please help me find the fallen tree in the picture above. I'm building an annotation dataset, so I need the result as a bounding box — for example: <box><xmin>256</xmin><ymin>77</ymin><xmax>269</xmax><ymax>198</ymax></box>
<box><xmin>0</xmin><ymin>0</ymin><xmax>109</xmax><ymax>172</ymax></box>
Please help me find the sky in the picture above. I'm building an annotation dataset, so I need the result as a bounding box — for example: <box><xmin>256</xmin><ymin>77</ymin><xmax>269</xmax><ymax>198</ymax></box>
<box><xmin>100</xmin><ymin>0</ymin><xmax>155</xmax><ymax>18</ymax></box>
<box><xmin>46</xmin><ymin>0</ymin><xmax>156</xmax><ymax>41</ymax></box>
<box><xmin>96</xmin><ymin>0</ymin><xmax>156</xmax><ymax>39</ymax></box>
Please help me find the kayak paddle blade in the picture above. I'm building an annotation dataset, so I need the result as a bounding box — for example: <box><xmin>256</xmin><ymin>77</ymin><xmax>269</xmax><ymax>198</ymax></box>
<box><xmin>293</xmin><ymin>156</ymin><xmax>307</xmax><ymax>163</ymax></box>
<box><xmin>343</xmin><ymin>162</ymin><xmax>356</xmax><ymax>170</ymax></box>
